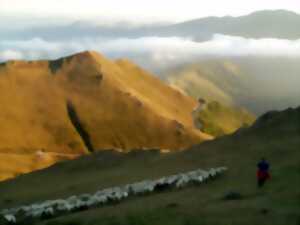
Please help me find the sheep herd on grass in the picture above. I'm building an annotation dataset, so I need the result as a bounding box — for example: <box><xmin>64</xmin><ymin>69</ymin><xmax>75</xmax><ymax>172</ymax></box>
<box><xmin>0</xmin><ymin>167</ymin><xmax>227</xmax><ymax>224</ymax></box>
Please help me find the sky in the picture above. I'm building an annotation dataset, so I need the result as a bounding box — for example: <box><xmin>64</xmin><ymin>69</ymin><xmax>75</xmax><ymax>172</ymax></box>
<box><xmin>1</xmin><ymin>0</ymin><xmax>300</xmax><ymax>71</ymax></box>
<box><xmin>1</xmin><ymin>0</ymin><xmax>300</xmax><ymax>23</ymax></box>
<box><xmin>1</xmin><ymin>0</ymin><xmax>300</xmax><ymax>112</ymax></box>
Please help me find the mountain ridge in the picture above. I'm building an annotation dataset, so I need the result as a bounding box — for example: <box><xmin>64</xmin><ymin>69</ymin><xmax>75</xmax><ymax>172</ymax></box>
<box><xmin>0</xmin><ymin>51</ymin><xmax>213</xmax><ymax>181</ymax></box>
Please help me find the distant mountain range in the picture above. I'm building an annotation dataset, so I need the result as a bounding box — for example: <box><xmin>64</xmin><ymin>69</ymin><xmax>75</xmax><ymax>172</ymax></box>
<box><xmin>165</xmin><ymin>57</ymin><xmax>300</xmax><ymax>115</ymax></box>
<box><xmin>2</xmin><ymin>10</ymin><xmax>300</xmax><ymax>41</ymax></box>
<box><xmin>158</xmin><ymin>10</ymin><xmax>300</xmax><ymax>41</ymax></box>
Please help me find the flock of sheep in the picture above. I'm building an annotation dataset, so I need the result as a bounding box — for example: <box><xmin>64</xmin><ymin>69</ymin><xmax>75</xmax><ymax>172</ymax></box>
<box><xmin>0</xmin><ymin>167</ymin><xmax>227</xmax><ymax>224</ymax></box>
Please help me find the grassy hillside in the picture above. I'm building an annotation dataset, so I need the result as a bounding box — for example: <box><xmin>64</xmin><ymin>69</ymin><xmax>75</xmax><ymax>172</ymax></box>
<box><xmin>166</xmin><ymin>57</ymin><xmax>300</xmax><ymax>115</ymax></box>
<box><xmin>0</xmin><ymin>106</ymin><xmax>299</xmax><ymax>225</ymax></box>
<box><xmin>0</xmin><ymin>51</ymin><xmax>211</xmax><ymax>181</ymax></box>
<box><xmin>194</xmin><ymin>101</ymin><xmax>255</xmax><ymax>136</ymax></box>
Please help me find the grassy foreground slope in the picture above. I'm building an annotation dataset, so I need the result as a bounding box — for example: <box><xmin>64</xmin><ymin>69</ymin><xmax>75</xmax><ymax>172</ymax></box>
<box><xmin>0</xmin><ymin>106</ymin><xmax>299</xmax><ymax>225</ymax></box>
<box><xmin>0</xmin><ymin>51</ymin><xmax>211</xmax><ymax>181</ymax></box>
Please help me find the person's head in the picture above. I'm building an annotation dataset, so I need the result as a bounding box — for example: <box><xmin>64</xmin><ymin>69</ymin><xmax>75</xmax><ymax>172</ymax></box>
<box><xmin>198</xmin><ymin>98</ymin><xmax>206</xmax><ymax>105</ymax></box>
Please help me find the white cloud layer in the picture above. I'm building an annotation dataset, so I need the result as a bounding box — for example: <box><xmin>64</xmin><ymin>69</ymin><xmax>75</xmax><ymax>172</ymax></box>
<box><xmin>1</xmin><ymin>34</ymin><xmax>300</xmax><ymax>70</ymax></box>
<box><xmin>0</xmin><ymin>50</ymin><xmax>23</xmax><ymax>61</ymax></box>
<box><xmin>2</xmin><ymin>0</ymin><xmax>300</xmax><ymax>23</ymax></box>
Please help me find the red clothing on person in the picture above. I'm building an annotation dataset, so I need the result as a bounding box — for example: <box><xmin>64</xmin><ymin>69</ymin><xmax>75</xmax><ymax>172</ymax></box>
<box><xmin>257</xmin><ymin>170</ymin><xmax>270</xmax><ymax>180</ymax></box>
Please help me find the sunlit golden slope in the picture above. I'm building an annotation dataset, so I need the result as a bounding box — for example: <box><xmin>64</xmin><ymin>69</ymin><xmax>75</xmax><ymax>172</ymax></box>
<box><xmin>0</xmin><ymin>51</ymin><xmax>212</xmax><ymax>181</ymax></box>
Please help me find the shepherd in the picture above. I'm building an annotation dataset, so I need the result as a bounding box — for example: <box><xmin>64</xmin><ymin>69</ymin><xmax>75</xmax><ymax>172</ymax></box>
<box><xmin>257</xmin><ymin>158</ymin><xmax>271</xmax><ymax>188</ymax></box>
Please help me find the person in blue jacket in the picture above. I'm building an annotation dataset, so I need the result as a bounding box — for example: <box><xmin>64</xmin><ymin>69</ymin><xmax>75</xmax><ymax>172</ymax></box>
<box><xmin>257</xmin><ymin>158</ymin><xmax>271</xmax><ymax>188</ymax></box>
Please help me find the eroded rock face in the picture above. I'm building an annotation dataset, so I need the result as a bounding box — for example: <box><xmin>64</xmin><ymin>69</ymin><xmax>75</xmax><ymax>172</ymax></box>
<box><xmin>192</xmin><ymin>98</ymin><xmax>207</xmax><ymax>130</ymax></box>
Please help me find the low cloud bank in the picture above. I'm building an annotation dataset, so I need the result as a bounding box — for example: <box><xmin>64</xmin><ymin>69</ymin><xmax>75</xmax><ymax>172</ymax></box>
<box><xmin>1</xmin><ymin>34</ymin><xmax>300</xmax><ymax>70</ymax></box>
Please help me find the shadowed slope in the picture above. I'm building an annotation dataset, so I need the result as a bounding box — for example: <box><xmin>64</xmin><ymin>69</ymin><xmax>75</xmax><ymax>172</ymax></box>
<box><xmin>66</xmin><ymin>101</ymin><xmax>95</xmax><ymax>153</ymax></box>
<box><xmin>0</xmin><ymin>106</ymin><xmax>299</xmax><ymax>225</ymax></box>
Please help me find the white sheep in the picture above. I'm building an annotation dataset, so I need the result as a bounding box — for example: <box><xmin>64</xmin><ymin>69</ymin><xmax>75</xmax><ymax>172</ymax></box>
<box><xmin>95</xmin><ymin>188</ymin><xmax>115</xmax><ymax>199</ymax></box>
<box><xmin>66</xmin><ymin>196</ymin><xmax>79</xmax><ymax>206</ymax></box>
<box><xmin>74</xmin><ymin>200</ymin><xmax>87</xmax><ymax>210</ymax></box>
<box><xmin>78</xmin><ymin>194</ymin><xmax>92</xmax><ymax>201</ymax></box>
<box><xmin>26</xmin><ymin>208</ymin><xmax>44</xmax><ymax>218</ymax></box>
<box><xmin>18</xmin><ymin>205</ymin><xmax>31</xmax><ymax>213</ymax></box>
<box><xmin>85</xmin><ymin>197</ymin><xmax>99</xmax><ymax>208</ymax></box>
<box><xmin>0</xmin><ymin>166</ymin><xmax>227</xmax><ymax>224</ymax></box>
<box><xmin>109</xmin><ymin>191</ymin><xmax>124</xmax><ymax>202</ymax></box>
<box><xmin>30</xmin><ymin>204</ymin><xmax>43</xmax><ymax>210</ymax></box>
<box><xmin>93</xmin><ymin>195</ymin><xmax>108</xmax><ymax>205</ymax></box>
<box><xmin>130</xmin><ymin>180</ymin><xmax>156</xmax><ymax>195</ymax></box>
<box><xmin>208</xmin><ymin>168</ymin><xmax>217</xmax><ymax>178</ymax></box>
<box><xmin>186</xmin><ymin>171</ymin><xmax>199</xmax><ymax>178</ymax></box>
<box><xmin>216</xmin><ymin>167</ymin><xmax>227</xmax><ymax>174</ymax></box>
<box><xmin>40</xmin><ymin>200</ymin><xmax>55</xmax><ymax>209</ymax></box>
<box><xmin>186</xmin><ymin>171</ymin><xmax>202</xmax><ymax>182</ymax></box>
<box><xmin>175</xmin><ymin>174</ymin><xmax>190</xmax><ymax>188</ymax></box>
<box><xmin>196</xmin><ymin>170</ymin><xmax>210</xmax><ymax>180</ymax></box>
<box><xmin>154</xmin><ymin>177</ymin><xmax>167</xmax><ymax>185</ymax></box>
<box><xmin>142</xmin><ymin>181</ymin><xmax>156</xmax><ymax>193</ymax></box>
<box><xmin>55</xmin><ymin>201</ymin><xmax>73</xmax><ymax>212</ymax></box>
<box><xmin>193</xmin><ymin>175</ymin><xmax>204</xmax><ymax>184</ymax></box>
<box><xmin>44</xmin><ymin>207</ymin><xmax>54</xmax><ymax>217</ymax></box>
<box><xmin>165</xmin><ymin>175</ymin><xmax>180</xmax><ymax>186</ymax></box>
<box><xmin>4</xmin><ymin>214</ymin><xmax>16</xmax><ymax>224</ymax></box>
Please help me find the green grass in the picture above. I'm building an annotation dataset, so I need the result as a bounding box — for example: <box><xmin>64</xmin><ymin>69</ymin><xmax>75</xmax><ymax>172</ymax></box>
<box><xmin>41</xmin><ymin>155</ymin><xmax>300</xmax><ymax>225</ymax></box>
<box><xmin>196</xmin><ymin>101</ymin><xmax>255</xmax><ymax>136</ymax></box>
<box><xmin>0</xmin><ymin>108</ymin><xmax>299</xmax><ymax>225</ymax></box>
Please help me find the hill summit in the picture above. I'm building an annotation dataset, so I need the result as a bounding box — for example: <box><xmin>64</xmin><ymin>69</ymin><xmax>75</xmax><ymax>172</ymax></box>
<box><xmin>0</xmin><ymin>51</ymin><xmax>211</xmax><ymax>181</ymax></box>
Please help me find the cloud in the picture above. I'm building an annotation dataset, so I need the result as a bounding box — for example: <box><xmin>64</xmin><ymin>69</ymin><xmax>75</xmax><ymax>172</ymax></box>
<box><xmin>0</xmin><ymin>50</ymin><xmax>23</xmax><ymax>61</ymax></box>
<box><xmin>2</xmin><ymin>0</ymin><xmax>300</xmax><ymax>24</ymax></box>
<box><xmin>1</xmin><ymin>34</ymin><xmax>300</xmax><ymax>70</ymax></box>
